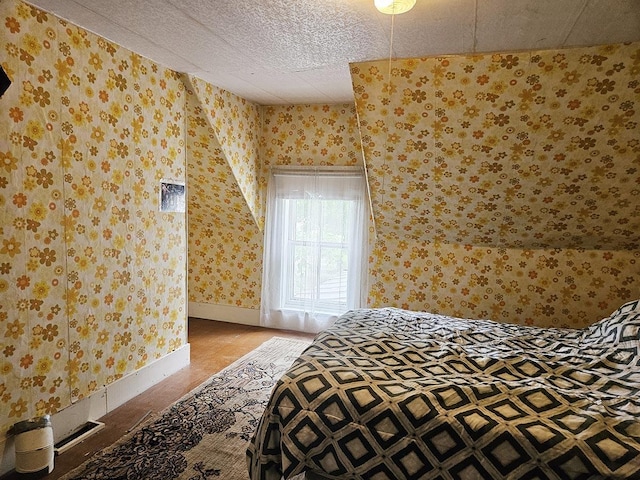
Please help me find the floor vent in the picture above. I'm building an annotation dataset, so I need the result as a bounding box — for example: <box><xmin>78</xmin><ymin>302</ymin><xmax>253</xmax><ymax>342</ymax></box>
<box><xmin>54</xmin><ymin>421</ymin><xmax>105</xmax><ymax>455</ymax></box>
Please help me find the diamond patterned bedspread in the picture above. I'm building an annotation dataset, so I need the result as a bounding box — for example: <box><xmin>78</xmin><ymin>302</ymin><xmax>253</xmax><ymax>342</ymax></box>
<box><xmin>247</xmin><ymin>300</ymin><xmax>640</xmax><ymax>479</ymax></box>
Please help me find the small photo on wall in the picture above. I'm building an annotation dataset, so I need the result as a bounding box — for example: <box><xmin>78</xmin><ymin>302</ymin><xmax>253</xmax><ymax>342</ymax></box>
<box><xmin>160</xmin><ymin>180</ymin><xmax>185</xmax><ymax>213</ymax></box>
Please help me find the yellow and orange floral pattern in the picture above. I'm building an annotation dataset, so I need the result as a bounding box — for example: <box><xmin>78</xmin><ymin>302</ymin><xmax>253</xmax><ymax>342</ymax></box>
<box><xmin>259</xmin><ymin>104</ymin><xmax>365</xmax><ymax>219</ymax></box>
<box><xmin>186</xmin><ymin>101</ymin><xmax>364</xmax><ymax>308</ymax></box>
<box><xmin>185</xmin><ymin>76</ymin><xmax>264</xmax><ymax>307</ymax></box>
<box><xmin>3</xmin><ymin>0</ymin><xmax>640</xmax><ymax>442</ymax></box>
<box><xmin>352</xmin><ymin>43</ymin><xmax>640</xmax><ymax>325</ymax></box>
<box><xmin>1</xmin><ymin>0</ymin><xmax>186</xmax><ymax>434</ymax></box>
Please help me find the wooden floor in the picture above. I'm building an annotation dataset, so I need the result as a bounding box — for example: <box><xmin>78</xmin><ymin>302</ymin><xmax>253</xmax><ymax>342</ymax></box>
<box><xmin>2</xmin><ymin>319</ymin><xmax>314</xmax><ymax>480</ymax></box>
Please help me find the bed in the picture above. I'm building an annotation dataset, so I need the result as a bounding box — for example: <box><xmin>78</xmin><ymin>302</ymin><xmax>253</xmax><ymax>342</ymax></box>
<box><xmin>247</xmin><ymin>299</ymin><xmax>640</xmax><ymax>479</ymax></box>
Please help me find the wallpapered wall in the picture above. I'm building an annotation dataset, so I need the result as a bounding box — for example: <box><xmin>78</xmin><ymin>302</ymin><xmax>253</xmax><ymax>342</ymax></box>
<box><xmin>352</xmin><ymin>43</ymin><xmax>640</xmax><ymax>325</ymax></box>
<box><xmin>187</xmin><ymin>44</ymin><xmax>639</xmax><ymax>329</ymax></box>
<box><xmin>185</xmin><ymin>76</ymin><xmax>264</xmax><ymax>307</ymax></box>
<box><xmin>186</xmin><ymin>102</ymin><xmax>364</xmax><ymax>308</ymax></box>
<box><xmin>1</xmin><ymin>0</ymin><xmax>187</xmax><ymax>435</ymax></box>
<box><xmin>2</xmin><ymin>0</ymin><xmax>639</xmax><ymax>441</ymax></box>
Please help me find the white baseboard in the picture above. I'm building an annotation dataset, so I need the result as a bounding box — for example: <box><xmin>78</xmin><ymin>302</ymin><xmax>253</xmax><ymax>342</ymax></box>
<box><xmin>189</xmin><ymin>301</ymin><xmax>260</xmax><ymax>326</ymax></box>
<box><xmin>105</xmin><ymin>343</ymin><xmax>190</xmax><ymax>412</ymax></box>
<box><xmin>0</xmin><ymin>343</ymin><xmax>190</xmax><ymax>476</ymax></box>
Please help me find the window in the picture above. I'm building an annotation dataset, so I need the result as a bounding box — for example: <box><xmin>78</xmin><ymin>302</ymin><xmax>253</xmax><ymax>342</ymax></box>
<box><xmin>261</xmin><ymin>168</ymin><xmax>369</xmax><ymax>333</ymax></box>
<box><xmin>283</xmin><ymin>196</ymin><xmax>352</xmax><ymax>312</ymax></box>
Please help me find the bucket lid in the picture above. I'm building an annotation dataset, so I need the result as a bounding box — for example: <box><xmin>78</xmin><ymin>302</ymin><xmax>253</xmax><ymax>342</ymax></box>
<box><xmin>8</xmin><ymin>415</ymin><xmax>51</xmax><ymax>435</ymax></box>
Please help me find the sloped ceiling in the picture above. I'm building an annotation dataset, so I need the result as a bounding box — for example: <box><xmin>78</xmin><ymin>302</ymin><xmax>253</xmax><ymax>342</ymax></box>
<box><xmin>352</xmin><ymin>42</ymin><xmax>640</xmax><ymax>249</ymax></box>
<box><xmin>184</xmin><ymin>75</ymin><xmax>263</xmax><ymax>233</ymax></box>
<box><xmin>24</xmin><ymin>0</ymin><xmax>640</xmax><ymax>105</ymax></box>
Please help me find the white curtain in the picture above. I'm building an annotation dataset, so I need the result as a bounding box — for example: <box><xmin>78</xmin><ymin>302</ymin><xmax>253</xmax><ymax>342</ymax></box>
<box><xmin>261</xmin><ymin>168</ymin><xmax>369</xmax><ymax>333</ymax></box>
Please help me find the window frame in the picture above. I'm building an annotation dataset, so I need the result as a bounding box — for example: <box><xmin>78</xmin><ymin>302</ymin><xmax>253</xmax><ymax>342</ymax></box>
<box><xmin>260</xmin><ymin>167</ymin><xmax>369</xmax><ymax>333</ymax></box>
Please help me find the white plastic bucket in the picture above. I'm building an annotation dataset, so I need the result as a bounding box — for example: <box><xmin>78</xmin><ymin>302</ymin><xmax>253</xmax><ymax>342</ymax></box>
<box><xmin>11</xmin><ymin>416</ymin><xmax>54</xmax><ymax>477</ymax></box>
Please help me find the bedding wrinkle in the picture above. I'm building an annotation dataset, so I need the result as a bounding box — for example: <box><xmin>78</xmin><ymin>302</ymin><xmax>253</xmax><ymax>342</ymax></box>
<box><xmin>248</xmin><ymin>302</ymin><xmax>640</xmax><ymax>479</ymax></box>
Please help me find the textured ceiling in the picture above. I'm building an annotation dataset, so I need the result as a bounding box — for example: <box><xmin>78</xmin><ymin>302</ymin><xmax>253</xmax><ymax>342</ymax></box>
<box><xmin>25</xmin><ymin>0</ymin><xmax>640</xmax><ymax>105</ymax></box>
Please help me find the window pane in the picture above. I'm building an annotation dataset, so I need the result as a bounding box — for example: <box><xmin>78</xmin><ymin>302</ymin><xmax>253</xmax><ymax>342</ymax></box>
<box><xmin>292</xmin><ymin>199</ymin><xmax>319</xmax><ymax>242</ymax></box>
<box><xmin>286</xmin><ymin>244</ymin><xmax>348</xmax><ymax>310</ymax></box>
<box><xmin>285</xmin><ymin>199</ymin><xmax>352</xmax><ymax>311</ymax></box>
<box><xmin>290</xmin><ymin>243</ymin><xmax>314</xmax><ymax>301</ymax></box>
<box><xmin>321</xmin><ymin>200</ymin><xmax>352</xmax><ymax>243</ymax></box>
<box><xmin>318</xmin><ymin>246</ymin><xmax>348</xmax><ymax>305</ymax></box>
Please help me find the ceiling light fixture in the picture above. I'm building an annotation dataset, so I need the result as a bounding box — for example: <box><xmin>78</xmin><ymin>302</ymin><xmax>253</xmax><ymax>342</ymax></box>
<box><xmin>374</xmin><ymin>0</ymin><xmax>416</xmax><ymax>15</ymax></box>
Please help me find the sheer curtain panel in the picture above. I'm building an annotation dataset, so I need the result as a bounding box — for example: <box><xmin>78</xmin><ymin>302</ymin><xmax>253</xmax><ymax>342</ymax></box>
<box><xmin>261</xmin><ymin>168</ymin><xmax>369</xmax><ymax>333</ymax></box>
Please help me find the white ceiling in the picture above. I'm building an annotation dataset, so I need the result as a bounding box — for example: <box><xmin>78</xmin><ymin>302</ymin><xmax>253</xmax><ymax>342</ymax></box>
<box><xmin>26</xmin><ymin>0</ymin><xmax>640</xmax><ymax>105</ymax></box>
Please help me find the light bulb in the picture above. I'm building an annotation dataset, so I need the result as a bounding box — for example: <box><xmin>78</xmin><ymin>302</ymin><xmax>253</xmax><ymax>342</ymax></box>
<box><xmin>374</xmin><ymin>0</ymin><xmax>416</xmax><ymax>15</ymax></box>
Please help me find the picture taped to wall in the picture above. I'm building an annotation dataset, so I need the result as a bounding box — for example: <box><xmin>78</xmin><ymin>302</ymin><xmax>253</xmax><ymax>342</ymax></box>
<box><xmin>160</xmin><ymin>180</ymin><xmax>185</xmax><ymax>213</ymax></box>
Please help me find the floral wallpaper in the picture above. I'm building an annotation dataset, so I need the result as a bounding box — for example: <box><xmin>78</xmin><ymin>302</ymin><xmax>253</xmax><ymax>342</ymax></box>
<box><xmin>187</xmin><ymin>102</ymin><xmax>363</xmax><ymax>308</ymax></box>
<box><xmin>260</xmin><ymin>104</ymin><xmax>362</xmax><ymax>168</ymax></box>
<box><xmin>185</xmin><ymin>76</ymin><xmax>264</xmax><ymax>307</ymax></box>
<box><xmin>259</xmin><ymin>104</ymin><xmax>365</xmax><ymax>228</ymax></box>
<box><xmin>186</xmin><ymin>76</ymin><xmax>263</xmax><ymax>226</ymax></box>
<box><xmin>188</xmin><ymin>44</ymin><xmax>639</xmax><ymax>328</ymax></box>
<box><xmin>369</xmin><ymin>238</ymin><xmax>637</xmax><ymax>327</ymax></box>
<box><xmin>2</xmin><ymin>0</ymin><xmax>639</xmax><ymax>443</ymax></box>
<box><xmin>352</xmin><ymin>42</ymin><xmax>640</xmax><ymax>326</ymax></box>
<box><xmin>1</xmin><ymin>0</ymin><xmax>186</xmax><ymax>435</ymax></box>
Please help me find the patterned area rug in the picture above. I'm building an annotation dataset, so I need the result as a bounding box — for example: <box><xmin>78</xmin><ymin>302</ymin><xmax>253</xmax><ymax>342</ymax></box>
<box><xmin>59</xmin><ymin>337</ymin><xmax>311</xmax><ymax>480</ymax></box>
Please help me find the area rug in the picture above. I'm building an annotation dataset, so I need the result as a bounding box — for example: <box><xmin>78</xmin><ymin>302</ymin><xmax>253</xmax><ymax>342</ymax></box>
<box><xmin>59</xmin><ymin>337</ymin><xmax>311</xmax><ymax>480</ymax></box>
